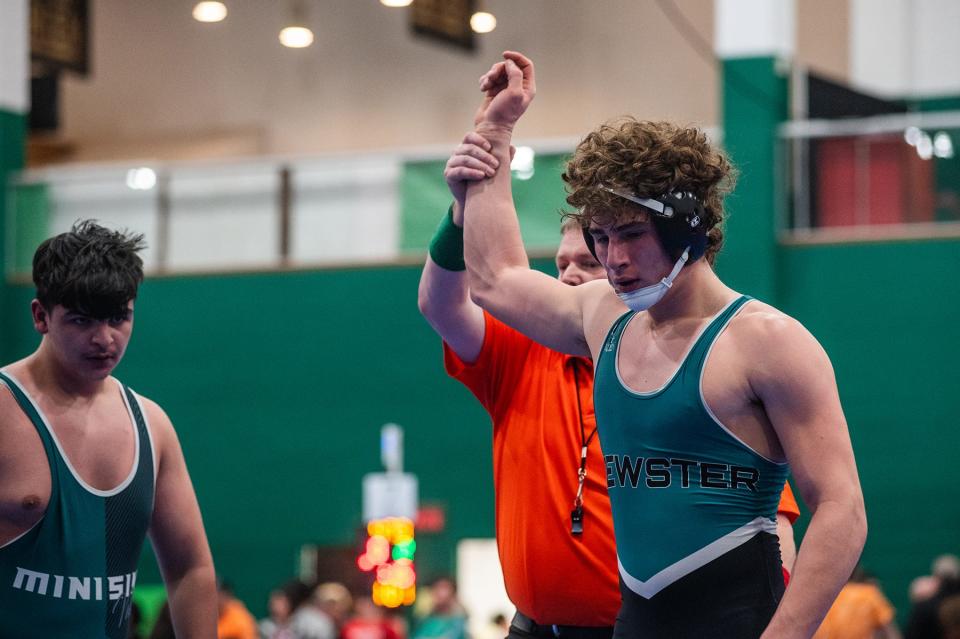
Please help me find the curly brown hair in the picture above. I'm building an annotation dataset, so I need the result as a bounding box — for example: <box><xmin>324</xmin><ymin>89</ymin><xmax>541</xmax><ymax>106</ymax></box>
<box><xmin>562</xmin><ymin>118</ymin><xmax>737</xmax><ymax>264</ymax></box>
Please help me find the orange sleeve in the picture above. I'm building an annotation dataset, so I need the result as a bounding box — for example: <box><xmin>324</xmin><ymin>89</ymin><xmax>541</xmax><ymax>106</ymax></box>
<box><xmin>443</xmin><ymin>311</ymin><xmax>534</xmax><ymax>415</ymax></box>
<box><xmin>776</xmin><ymin>481</ymin><xmax>801</xmax><ymax>523</ymax></box>
<box><xmin>217</xmin><ymin>602</ymin><xmax>258</xmax><ymax>639</ymax></box>
<box><xmin>871</xmin><ymin>587</ymin><xmax>895</xmax><ymax>626</ymax></box>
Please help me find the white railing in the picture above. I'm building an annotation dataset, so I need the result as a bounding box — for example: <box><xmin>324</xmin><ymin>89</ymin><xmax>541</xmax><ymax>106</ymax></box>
<box><xmin>5</xmin><ymin>137</ymin><xmax>580</xmax><ymax>278</ymax></box>
<box><xmin>6</xmin><ymin>152</ymin><xmax>402</xmax><ymax>276</ymax></box>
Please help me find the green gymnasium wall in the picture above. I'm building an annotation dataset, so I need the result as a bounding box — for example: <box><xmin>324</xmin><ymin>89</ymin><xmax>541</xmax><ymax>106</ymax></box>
<box><xmin>0</xmin><ymin>108</ymin><xmax>27</xmax><ymax>360</ymax></box>
<box><xmin>719</xmin><ymin>56</ymin><xmax>788</xmax><ymax>302</ymax></box>
<box><xmin>401</xmin><ymin>153</ymin><xmax>575</xmax><ymax>253</ymax></box>
<box><xmin>772</xmin><ymin>237</ymin><xmax>960</xmax><ymax>623</ymax></box>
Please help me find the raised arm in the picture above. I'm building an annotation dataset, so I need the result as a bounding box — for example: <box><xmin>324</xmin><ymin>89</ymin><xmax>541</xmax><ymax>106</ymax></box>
<box><xmin>145</xmin><ymin>399</ymin><xmax>218</xmax><ymax>638</ymax></box>
<box><xmin>417</xmin><ymin>134</ymin><xmax>502</xmax><ymax>363</ymax></box>
<box><xmin>463</xmin><ymin>52</ymin><xmax>596</xmax><ymax>357</ymax></box>
<box><xmin>748</xmin><ymin>318</ymin><xmax>867</xmax><ymax>639</ymax></box>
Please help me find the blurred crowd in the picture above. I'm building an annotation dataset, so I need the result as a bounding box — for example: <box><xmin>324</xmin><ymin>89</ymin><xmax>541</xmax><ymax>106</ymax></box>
<box><xmin>126</xmin><ymin>552</ymin><xmax>960</xmax><ymax>639</ymax></box>
<box><xmin>905</xmin><ymin>554</ymin><xmax>960</xmax><ymax>639</ymax></box>
<box><xmin>812</xmin><ymin>553</ymin><xmax>960</xmax><ymax>639</ymax></box>
<box><xmin>134</xmin><ymin>574</ymin><xmax>478</xmax><ymax>639</ymax></box>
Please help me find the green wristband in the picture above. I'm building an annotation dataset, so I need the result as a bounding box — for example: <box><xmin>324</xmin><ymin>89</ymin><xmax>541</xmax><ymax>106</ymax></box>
<box><xmin>428</xmin><ymin>204</ymin><xmax>466</xmax><ymax>271</ymax></box>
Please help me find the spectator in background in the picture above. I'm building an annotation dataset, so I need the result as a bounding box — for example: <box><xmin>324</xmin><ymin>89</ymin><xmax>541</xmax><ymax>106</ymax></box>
<box><xmin>474</xmin><ymin>613</ymin><xmax>510</xmax><ymax>639</ymax></box>
<box><xmin>907</xmin><ymin>556</ymin><xmax>960</xmax><ymax>639</ymax></box>
<box><xmin>259</xmin><ymin>587</ymin><xmax>296</xmax><ymax>639</ymax></box>
<box><xmin>287</xmin><ymin>582</ymin><xmax>337</xmax><ymax>639</ymax></box>
<box><xmin>341</xmin><ymin>596</ymin><xmax>400</xmax><ymax>639</ymax></box>
<box><xmin>911</xmin><ymin>555</ymin><xmax>960</xmax><ymax>604</ymax></box>
<box><xmin>385</xmin><ymin>607</ymin><xmax>409</xmax><ymax>639</ymax></box>
<box><xmin>814</xmin><ymin>566</ymin><xmax>900</xmax><ymax>639</ymax></box>
<box><xmin>939</xmin><ymin>594</ymin><xmax>960</xmax><ymax>639</ymax></box>
<box><xmin>314</xmin><ymin>582</ymin><xmax>354</xmax><ymax>636</ymax></box>
<box><xmin>491</xmin><ymin>614</ymin><xmax>509</xmax><ymax>639</ymax></box>
<box><xmin>218</xmin><ymin>581</ymin><xmax>259</xmax><ymax>639</ymax></box>
<box><xmin>412</xmin><ymin>578</ymin><xmax>468</xmax><ymax>639</ymax></box>
<box><xmin>936</xmin><ymin>557</ymin><xmax>960</xmax><ymax>582</ymax></box>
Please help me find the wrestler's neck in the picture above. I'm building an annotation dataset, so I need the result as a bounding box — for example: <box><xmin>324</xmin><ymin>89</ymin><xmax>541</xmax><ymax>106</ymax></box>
<box><xmin>23</xmin><ymin>347</ymin><xmax>112</xmax><ymax>401</ymax></box>
<box><xmin>645</xmin><ymin>260</ymin><xmax>736</xmax><ymax>327</ymax></box>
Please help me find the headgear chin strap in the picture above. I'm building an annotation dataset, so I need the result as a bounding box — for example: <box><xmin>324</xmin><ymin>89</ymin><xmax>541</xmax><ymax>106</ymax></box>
<box><xmin>581</xmin><ymin>187</ymin><xmax>708</xmax><ymax>262</ymax></box>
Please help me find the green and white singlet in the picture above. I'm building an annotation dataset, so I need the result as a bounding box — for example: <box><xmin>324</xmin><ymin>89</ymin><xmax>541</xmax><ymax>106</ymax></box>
<box><xmin>0</xmin><ymin>370</ymin><xmax>155</xmax><ymax>639</ymax></box>
<box><xmin>594</xmin><ymin>296</ymin><xmax>790</xmax><ymax>637</ymax></box>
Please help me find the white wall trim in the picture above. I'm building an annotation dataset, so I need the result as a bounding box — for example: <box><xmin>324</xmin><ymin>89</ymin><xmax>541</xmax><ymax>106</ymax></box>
<box><xmin>0</xmin><ymin>0</ymin><xmax>29</xmax><ymax>113</ymax></box>
<box><xmin>715</xmin><ymin>0</ymin><xmax>795</xmax><ymax>59</ymax></box>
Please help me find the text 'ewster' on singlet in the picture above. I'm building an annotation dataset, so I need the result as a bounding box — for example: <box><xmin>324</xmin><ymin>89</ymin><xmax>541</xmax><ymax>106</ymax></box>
<box><xmin>593</xmin><ymin>296</ymin><xmax>789</xmax><ymax>601</ymax></box>
<box><xmin>0</xmin><ymin>370</ymin><xmax>155</xmax><ymax>639</ymax></box>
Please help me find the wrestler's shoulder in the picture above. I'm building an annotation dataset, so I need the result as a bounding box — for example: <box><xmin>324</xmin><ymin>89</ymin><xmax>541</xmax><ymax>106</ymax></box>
<box><xmin>123</xmin><ymin>390</ymin><xmax>177</xmax><ymax>445</ymax></box>
<box><xmin>0</xmin><ymin>385</ymin><xmax>28</xmax><ymax>452</ymax></box>
<box><xmin>727</xmin><ymin>300</ymin><xmax>818</xmax><ymax>352</ymax></box>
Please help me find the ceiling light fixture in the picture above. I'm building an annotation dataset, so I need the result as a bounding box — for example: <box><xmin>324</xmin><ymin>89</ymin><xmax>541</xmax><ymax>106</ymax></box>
<box><xmin>380</xmin><ymin>0</ymin><xmax>413</xmax><ymax>7</ymax></box>
<box><xmin>933</xmin><ymin>131</ymin><xmax>955</xmax><ymax>159</ymax></box>
<box><xmin>193</xmin><ymin>2</ymin><xmax>227</xmax><ymax>23</ymax></box>
<box><xmin>280</xmin><ymin>26</ymin><xmax>314</xmax><ymax>48</ymax></box>
<box><xmin>126</xmin><ymin>168</ymin><xmax>157</xmax><ymax>191</ymax></box>
<box><xmin>470</xmin><ymin>11</ymin><xmax>497</xmax><ymax>34</ymax></box>
<box><xmin>916</xmin><ymin>132</ymin><xmax>934</xmax><ymax>160</ymax></box>
<box><xmin>280</xmin><ymin>1</ymin><xmax>314</xmax><ymax>48</ymax></box>
<box><xmin>904</xmin><ymin>126</ymin><xmax>922</xmax><ymax>147</ymax></box>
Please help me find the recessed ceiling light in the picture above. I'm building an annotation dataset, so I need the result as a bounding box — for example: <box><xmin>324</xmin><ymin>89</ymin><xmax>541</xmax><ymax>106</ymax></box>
<box><xmin>193</xmin><ymin>2</ymin><xmax>227</xmax><ymax>23</ymax></box>
<box><xmin>470</xmin><ymin>11</ymin><xmax>496</xmax><ymax>34</ymax></box>
<box><xmin>280</xmin><ymin>26</ymin><xmax>314</xmax><ymax>48</ymax></box>
<box><xmin>126</xmin><ymin>168</ymin><xmax>157</xmax><ymax>191</ymax></box>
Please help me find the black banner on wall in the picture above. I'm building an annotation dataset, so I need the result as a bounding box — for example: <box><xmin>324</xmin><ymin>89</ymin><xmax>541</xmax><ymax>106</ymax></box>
<box><xmin>411</xmin><ymin>0</ymin><xmax>476</xmax><ymax>52</ymax></box>
<box><xmin>31</xmin><ymin>0</ymin><xmax>90</xmax><ymax>76</ymax></box>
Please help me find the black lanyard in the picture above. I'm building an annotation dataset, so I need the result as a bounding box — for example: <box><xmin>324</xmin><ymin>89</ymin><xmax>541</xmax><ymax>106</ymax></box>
<box><xmin>571</xmin><ymin>358</ymin><xmax>598</xmax><ymax>536</ymax></box>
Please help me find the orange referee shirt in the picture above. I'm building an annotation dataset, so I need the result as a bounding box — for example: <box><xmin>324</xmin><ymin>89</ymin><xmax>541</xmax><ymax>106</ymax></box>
<box><xmin>813</xmin><ymin>582</ymin><xmax>895</xmax><ymax>639</ymax></box>
<box><xmin>444</xmin><ymin>312</ymin><xmax>800</xmax><ymax>626</ymax></box>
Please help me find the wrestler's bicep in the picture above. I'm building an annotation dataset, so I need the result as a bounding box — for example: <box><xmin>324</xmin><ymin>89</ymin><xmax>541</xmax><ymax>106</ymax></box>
<box><xmin>471</xmin><ymin>266</ymin><xmax>596</xmax><ymax>357</ymax></box>
<box><xmin>749</xmin><ymin>318</ymin><xmax>859</xmax><ymax>510</ymax></box>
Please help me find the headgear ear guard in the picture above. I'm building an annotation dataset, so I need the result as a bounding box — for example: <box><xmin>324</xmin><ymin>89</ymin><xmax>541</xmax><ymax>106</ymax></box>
<box><xmin>580</xmin><ymin>187</ymin><xmax>708</xmax><ymax>263</ymax></box>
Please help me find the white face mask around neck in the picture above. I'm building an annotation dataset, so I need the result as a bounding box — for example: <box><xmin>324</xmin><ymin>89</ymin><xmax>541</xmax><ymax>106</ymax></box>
<box><xmin>615</xmin><ymin>247</ymin><xmax>690</xmax><ymax>312</ymax></box>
